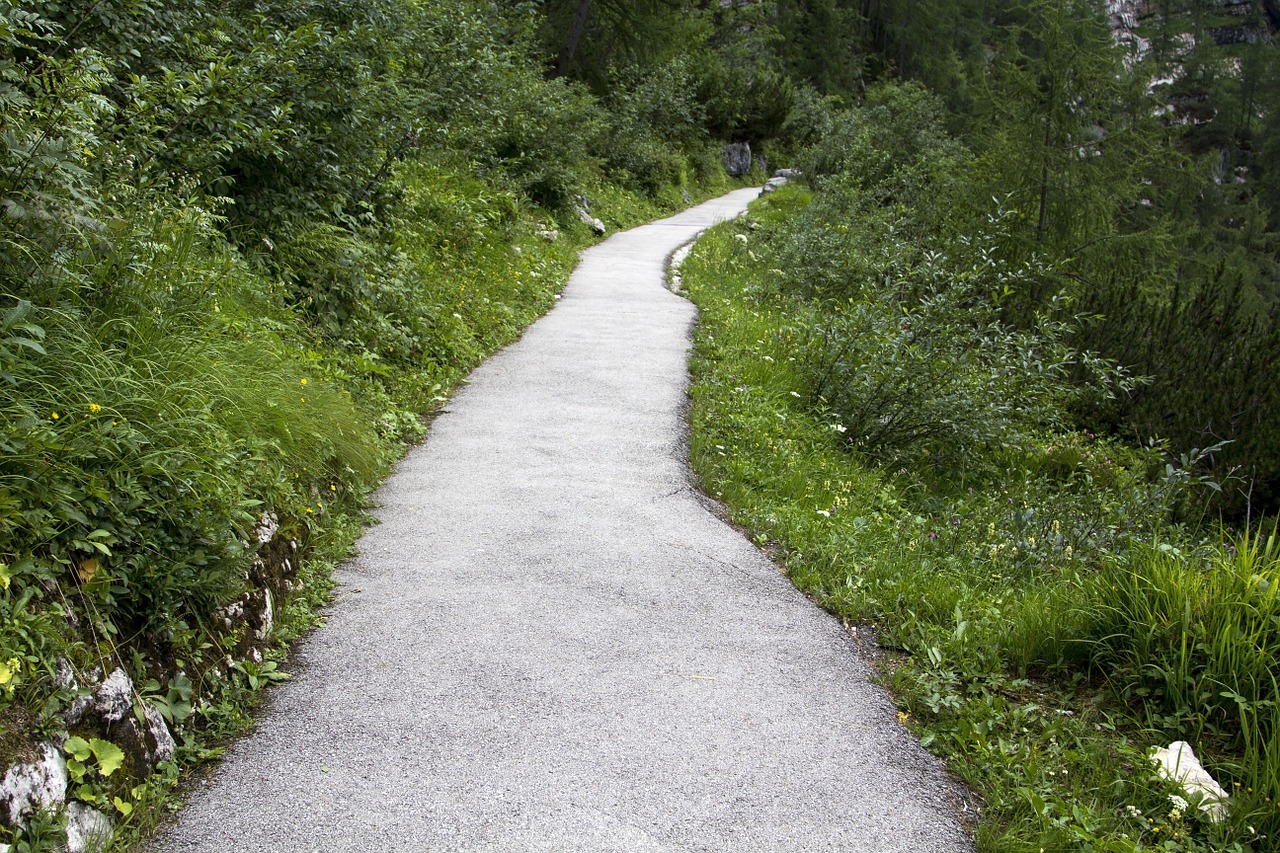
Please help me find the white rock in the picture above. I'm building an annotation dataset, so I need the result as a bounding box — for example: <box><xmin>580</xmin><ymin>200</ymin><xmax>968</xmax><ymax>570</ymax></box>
<box><xmin>57</xmin><ymin>661</ymin><xmax>97</xmax><ymax>727</ymax></box>
<box><xmin>93</xmin><ymin>668</ymin><xmax>133</xmax><ymax>723</ymax></box>
<box><xmin>255</xmin><ymin>511</ymin><xmax>279</xmax><ymax>545</ymax></box>
<box><xmin>55</xmin><ymin>659</ymin><xmax>77</xmax><ymax>691</ymax></box>
<box><xmin>576</xmin><ymin>210</ymin><xmax>605</xmax><ymax>235</ymax></box>
<box><xmin>65</xmin><ymin>802</ymin><xmax>113</xmax><ymax>853</ymax></box>
<box><xmin>1150</xmin><ymin>741</ymin><xmax>1230</xmax><ymax>822</ymax></box>
<box><xmin>759</xmin><ymin>176</ymin><xmax>790</xmax><ymax>196</ymax></box>
<box><xmin>143</xmin><ymin>703</ymin><xmax>176</xmax><ymax>764</ymax></box>
<box><xmin>0</xmin><ymin>743</ymin><xmax>68</xmax><ymax>827</ymax></box>
<box><xmin>571</xmin><ymin>196</ymin><xmax>606</xmax><ymax>235</ymax></box>
<box><xmin>256</xmin><ymin>588</ymin><xmax>274</xmax><ymax>641</ymax></box>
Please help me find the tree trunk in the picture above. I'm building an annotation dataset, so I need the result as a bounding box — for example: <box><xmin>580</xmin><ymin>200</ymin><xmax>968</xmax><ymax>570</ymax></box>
<box><xmin>554</xmin><ymin>0</ymin><xmax>592</xmax><ymax>78</ymax></box>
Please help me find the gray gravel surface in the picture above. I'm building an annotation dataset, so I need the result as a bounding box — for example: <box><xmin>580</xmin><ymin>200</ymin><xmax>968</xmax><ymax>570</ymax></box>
<box><xmin>153</xmin><ymin>189</ymin><xmax>975</xmax><ymax>852</ymax></box>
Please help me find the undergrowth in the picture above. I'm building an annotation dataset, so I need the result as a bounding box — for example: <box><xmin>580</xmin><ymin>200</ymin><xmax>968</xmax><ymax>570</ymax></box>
<box><xmin>683</xmin><ymin>179</ymin><xmax>1279</xmax><ymax>851</ymax></box>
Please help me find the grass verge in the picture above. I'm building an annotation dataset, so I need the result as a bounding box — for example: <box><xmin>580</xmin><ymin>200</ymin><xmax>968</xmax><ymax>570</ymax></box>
<box><xmin>682</xmin><ymin>186</ymin><xmax>1279</xmax><ymax>852</ymax></box>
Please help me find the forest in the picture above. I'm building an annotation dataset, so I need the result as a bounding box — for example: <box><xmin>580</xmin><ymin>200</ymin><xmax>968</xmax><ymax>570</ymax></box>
<box><xmin>0</xmin><ymin>0</ymin><xmax>1278</xmax><ymax>849</ymax></box>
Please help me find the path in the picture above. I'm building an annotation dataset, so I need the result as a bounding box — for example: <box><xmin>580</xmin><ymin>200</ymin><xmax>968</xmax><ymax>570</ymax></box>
<box><xmin>153</xmin><ymin>189</ymin><xmax>974</xmax><ymax>852</ymax></box>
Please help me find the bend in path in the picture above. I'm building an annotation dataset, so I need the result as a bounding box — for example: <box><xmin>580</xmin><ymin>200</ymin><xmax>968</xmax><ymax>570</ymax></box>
<box><xmin>153</xmin><ymin>189</ymin><xmax>975</xmax><ymax>852</ymax></box>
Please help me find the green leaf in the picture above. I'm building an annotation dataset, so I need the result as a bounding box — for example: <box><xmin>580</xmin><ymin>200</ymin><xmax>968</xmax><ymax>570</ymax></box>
<box><xmin>89</xmin><ymin>738</ymin><xmax>125</xmax><ymax>777</ymax></box>
<box><xmin>113</xmin><ymin>796</ymin><xmax>134</xmax><ymax>816</ymax></box>
<box><xmin>63</xmin><ymin>736</ymin><xmax>92</xmax><ymax>762</ymax></box>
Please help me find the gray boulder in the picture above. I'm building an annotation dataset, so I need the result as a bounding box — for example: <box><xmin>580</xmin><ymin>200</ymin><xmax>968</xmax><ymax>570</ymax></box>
<box><xmin>0</xmin><ymin>743</ymin><xmax>67</xmax><ymax>827</ymax></box>
<box><xmin>723</xmin><ymin>142</ymin><xmax>752</xmax><ymax>177</ymax></box>
<box><xmin>93</xmin><ymin>668</ymin><xmax>133</xmax><ymax>723</ymax></box>
<box><xmin>759</xmin><ymin>168</ymin><xmax>802</xmax><ymax>196</ymax></box>
<box><xmin>573</xmin><ymin>195</ymin><xmax>606</xmax><ymax>236</ymax></box>
<box><xmin>65</xmin><ymin>803</ymin><xmax>113</xmax><ymax>853</ymax></box>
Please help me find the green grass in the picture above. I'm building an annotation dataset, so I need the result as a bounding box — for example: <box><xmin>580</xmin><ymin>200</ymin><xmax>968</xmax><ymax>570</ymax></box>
<box><xmin>683</xmin><ymin>185</ymin><xmax>1279</xmax><ymax>852</ymax></box>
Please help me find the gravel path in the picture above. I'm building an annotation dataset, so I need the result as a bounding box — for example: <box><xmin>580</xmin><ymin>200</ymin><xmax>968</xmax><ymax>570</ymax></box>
<box><xmin>153</xmin><ymin>189</ymin><xmax>975</xmax><ymax>852</ymax></box>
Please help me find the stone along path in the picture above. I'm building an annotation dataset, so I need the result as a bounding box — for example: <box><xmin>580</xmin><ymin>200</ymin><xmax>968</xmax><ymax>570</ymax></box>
<box><xmin>153</xmin><ymin>189</ymin><xmax>974</xmax><ymax>852</ymax></box>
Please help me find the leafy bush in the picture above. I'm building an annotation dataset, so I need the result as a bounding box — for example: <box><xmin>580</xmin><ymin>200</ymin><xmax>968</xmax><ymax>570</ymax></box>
<box><xmin>796</xmin><ymin>244</ymin><xmax>1131</xmax><ymax>461</ymax></box>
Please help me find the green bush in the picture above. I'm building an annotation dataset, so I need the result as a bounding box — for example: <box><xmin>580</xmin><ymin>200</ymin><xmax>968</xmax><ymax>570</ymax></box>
<box><xmin>795</xmin><ymin>246</ymin><xmax>1129</xmax><ymax>461</ymax></box>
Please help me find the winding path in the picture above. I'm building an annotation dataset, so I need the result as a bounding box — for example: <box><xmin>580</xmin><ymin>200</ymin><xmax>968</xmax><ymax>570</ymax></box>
<box><xmin>154</xmin><ymin>189</ymin><xmax>974</xmax><ymax>852</ymax></box>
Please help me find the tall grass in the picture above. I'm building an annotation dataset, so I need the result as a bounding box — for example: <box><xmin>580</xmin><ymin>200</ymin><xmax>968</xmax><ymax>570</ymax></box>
<box><xmin>1084</xmin><ymin>526</ymin><xmax>1280</xmax><ymax>812</ymax></box>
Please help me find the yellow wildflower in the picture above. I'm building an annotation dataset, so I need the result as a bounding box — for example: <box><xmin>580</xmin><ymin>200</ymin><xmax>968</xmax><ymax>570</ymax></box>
<box><xmin>0</xmin><ymin>657</ymin><xmax>19</xmax><ymax>689</ymax></box>
<box><xmin>88</xmin><ymin>403</ymin><xmax>102</xmax><ymax>414</ymax></box>
<box><xmin>50</xmin><ymin>411</ymin><xmax>59</xmax><ymax>420</ymax></box>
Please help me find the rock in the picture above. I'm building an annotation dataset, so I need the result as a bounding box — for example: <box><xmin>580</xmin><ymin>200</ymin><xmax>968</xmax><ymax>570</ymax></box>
<box><xmin>93</xmin><ymin>669</ymin><xmax>133</xmax><ymax>723</ymax></box>
<box><xmin>222</xmin><ymin>600</ymin><xmax>244</xmax><ymax>630</ymax></box>
<box><xmin>576</xmin><ymin>208</ymin><xmax>605</xmax><ymax>235</ymax></box>
<box><xmin>759</xmin><ymin>177</ymin><xmax>788</xmax><ymax>196</ymax></box>
<box><xmin>56</xmin><ymin>660</ymin><xmax>98</xmax><ymax>727</ymax></box>
<box><xmin>256</xmin><ymin>588</ymin><xmax>274</xmax><ymax>641</ymax></box>
<box><xmin>776</xmin><ymin>168</ymin><xmax>802</xmax><ymax>179</ymax></box>
<box><xmin>65</xmin><ymin>802</ymin><xmax>113</xmax><ymax>853</ymax></box>
<box><xmin>254</xmin><ymin>512</ymin><xmax>279</xmax><ymax>546</ymax></box>
<box><xmin>571</xmin><ymin>196</ymin><xmax>606</xmax><ymax>236</ymax></box>
<box><xmin>54</xmin><ymin>659</ymin><xmax>77</xmax><ymax>691</ymax></box>
<box><xmin>1150</xmin><ymin>741</ymin><xmax>1230</xmax><ymax>822</ymax></box>
<box><xmin>0</xmin><ymin>743</ymin><xmax>68</xmax><ymax>827</ymax></box>
<box><xmin>143</xmin><ymin>703</ymin><xmax>176</xmax><ymax>764</ymax></box>
<box><xmin>536</xmin><ymin>228</ymin><xmax>559</xmax><ymax>242</ymax></box>
<box><xmin>723</xmin><ymin>142</ymin><xmax>752</xmax><ymax>177</ymax></box>
<box><xmin>681</xmin><ymin>188</ymin><xmax>691</xmax><ymax>205</ymax></box>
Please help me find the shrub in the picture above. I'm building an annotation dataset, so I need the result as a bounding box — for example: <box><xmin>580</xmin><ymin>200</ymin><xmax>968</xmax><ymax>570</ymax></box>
<box><xmin>791</xmin><ymin>222</ymin><xmax>1133</xmax><ymax>464</ymax></box>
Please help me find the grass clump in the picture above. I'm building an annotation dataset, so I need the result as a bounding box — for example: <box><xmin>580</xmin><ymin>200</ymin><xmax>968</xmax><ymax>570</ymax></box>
<box><xmin>684</xmin><ymin>166</ymin><xmax>1279</xmax><ymax>850</ymax></box>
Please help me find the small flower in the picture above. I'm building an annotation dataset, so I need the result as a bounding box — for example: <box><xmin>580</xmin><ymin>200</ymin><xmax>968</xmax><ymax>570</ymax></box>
<box><xmin>300</xmin><ymin>378</ymin><xmax>308</xmax><ymax>386</ymax></box>
<box><xmin>88</xmin><ymin>403</ymin><xmax>102</xmax><ymax>414</ymax></box>
<box><xmin>897</xmin><ymin>711</ymin><xmax>910</xmax><ymax>723</ymax></box>
<box><xmin>330</xmin><ymin>484</ymin><xmax>337</xmax><ymax>492</ymax></box>
<box><xmin>50</xmin><ymin>411</ymin><xmax>59</xmax><ymax>420</ymax></box>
